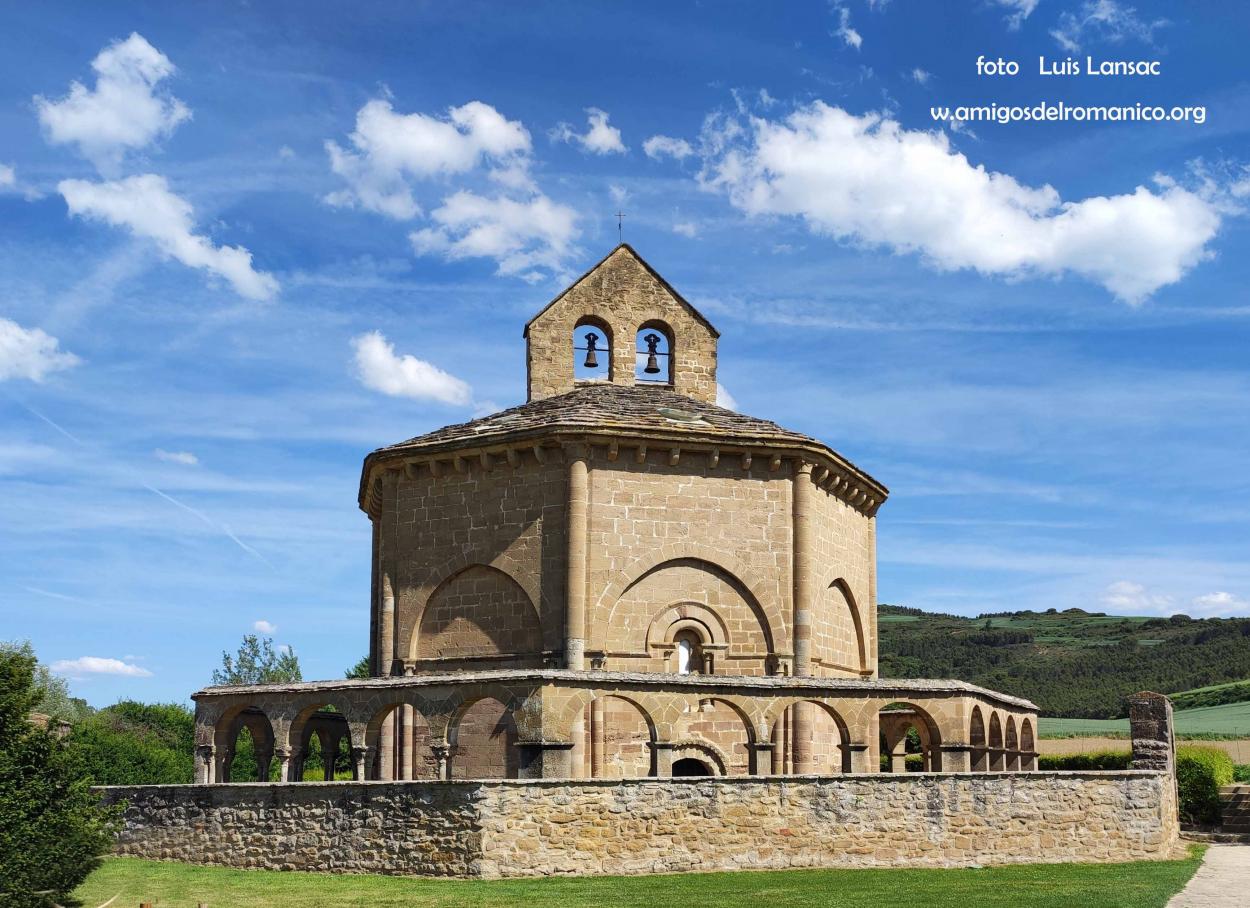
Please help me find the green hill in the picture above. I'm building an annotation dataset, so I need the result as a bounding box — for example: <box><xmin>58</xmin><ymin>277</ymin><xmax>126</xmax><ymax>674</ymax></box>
<box><xmin>877</xmin><ymin>605</ymin><xmax>1250</xmax><ymax>718</ymax></box>
<box><xmin>1041</xmin><ymin>700</ymin><xmax>1250</xmax><ymax>738</ymax></box>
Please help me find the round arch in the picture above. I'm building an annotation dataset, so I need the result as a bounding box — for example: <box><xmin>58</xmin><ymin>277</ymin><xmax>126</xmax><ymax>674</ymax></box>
<box><xmin>592</xmin><ymin>544</ymin><xmax>785</xmax><ymax>655</ymax></box>
<box><xmin>822</xmin><ymin>578</ymin><xmax>868</xmax><ymax>674</ymax></box>
<box><xmin>408</xmin><ymin>563</ymin><xmax>543</xmax><ymax>664</ymax></box>
<box><xmin>988</xmin><ymin>712</ymin><xmax>1005</xmax><ymax>771</ymax></box>
<box><xmin>879</xmin><ymin>702</ymin><xmax>944</xmax><ymax>773</ymax></box>
<box><xmin>1005</xmin><ymin>716</ymin><xmax>1019</xmax><ymax>771</ymax></box>
<box><xmin>970</xmin><ymin>705</ymin><xmax>988</xmax><ymax>772</ymax></box>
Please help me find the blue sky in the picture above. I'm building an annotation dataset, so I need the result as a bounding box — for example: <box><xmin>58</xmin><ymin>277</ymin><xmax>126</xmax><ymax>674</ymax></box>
<box><xmin>3</xmin><ymin>1</ymin><xmax>1249</xmax><ymax>706</ymax></box>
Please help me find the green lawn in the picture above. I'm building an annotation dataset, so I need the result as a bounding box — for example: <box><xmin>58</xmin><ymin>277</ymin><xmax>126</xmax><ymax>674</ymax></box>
<box><xmin>1041</xmin><ymin>699</ymin><xmax>1250</xmax><ymax>738</ymax></box>
<box><xmin>75</xmin><ymin>850</ymin><xmax>1205</xmax><ymax>908</ymax></box>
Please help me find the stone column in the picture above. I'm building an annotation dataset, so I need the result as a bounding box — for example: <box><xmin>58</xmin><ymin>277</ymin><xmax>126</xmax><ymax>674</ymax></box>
<box><xmin>379</xmin><ymin>712</ymin><xmax>395</xmax><ymax>781</ymax></box>
<box><xmin>195</xmin><ymin>744</ymin><xmax>214</xmax><ymax>784</ymax></box>
<box><xmin>351</xmin><ymin>745</ymin><xmax>368</xmax><ymax>781</ymax></box>
<box><xmin>255</xmin><ymin>744</ymin><xmax>274</xmax><ymax>782</ymax></box>
<box><xmin>322</xmin><ymin>731</ymin><xmax>339</xmax><ymax>781</ymax></box>
<box><xmin>400</xmin><ymin>704</ymin><xmax>415</xmax><ymax>780</ymax></box>
<box><xmin>792</xmin><ymin>461</ymin><xmax>815</xmax><ymax>674</ymax></box>
<box><xmin>565</xmin><ymin>446</ymin><xmax>589</xmax><ymax>670</ymax></box>
<box><xmin>378</xmin><ymin>572</ymin><xmax>395</xmax><ymax>677</ymax></box>
<box><xmin>276</xmin><ymin>748</ymin><xmax>294</xmax><ymax>782</ymax></box>
<box><xmin>792</xmin><ymin>702</ymin><xmax>813</xmax><ymax>774</ymax></box>
<box><xmin>590</xmin><ymin>696</ymin><xmax>605</xmax><ymax>778</ymax></box>
<box><xmin>432</xmin><ymin>744</ymin><xmax>450</xmax><ymax>781</ymax></box>
<box><xmin>1129</xmin><ymin>691</ymin><xmax>1176</xmax><ymax>774</ymax></box>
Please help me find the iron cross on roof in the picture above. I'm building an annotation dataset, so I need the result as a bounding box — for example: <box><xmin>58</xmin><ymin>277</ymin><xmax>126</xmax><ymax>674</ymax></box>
<box><xmin>615</xmin><ymin>210</ymin><xmax>625</xmax><ymax>242</ymax></box>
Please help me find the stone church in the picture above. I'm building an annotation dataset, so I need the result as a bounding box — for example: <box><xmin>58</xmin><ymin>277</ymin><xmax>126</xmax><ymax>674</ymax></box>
<box><xmin>192</xmin><ymin>245</ymin><xmax>1038</xmax><ymax>784</ymax></box>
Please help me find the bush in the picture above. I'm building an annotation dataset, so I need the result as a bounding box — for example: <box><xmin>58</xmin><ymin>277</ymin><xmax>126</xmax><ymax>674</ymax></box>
<box><xmin>1037</xmin><ymin>750</ymin><xmax>1132</xmax><ymax>770</ymax></box>
<box><xmin>0</xmin><ymin>646</ymin><xmax>120</xmax><ymax>907</ymax></box>
<box><xmin>1233</xmin><ymin>763</ymin><xmax>1250</xmax><ymax>783</ymax></box>
<box><xmin>68</xmin><ymin>701</ymin><xmax>195</xmax><ymax>786</ymax></box>
<box><xmin>1176</xmin><ymin>745</ymin><xmax>1234</xmax><ymax>825</ymax></box>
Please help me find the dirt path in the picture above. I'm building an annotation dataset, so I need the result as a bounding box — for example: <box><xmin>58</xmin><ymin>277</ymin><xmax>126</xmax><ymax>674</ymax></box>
<box><xmin>1167</xmin><ymin>845</ymin><xmax>1250</xmax><ymax>907</ymax></box>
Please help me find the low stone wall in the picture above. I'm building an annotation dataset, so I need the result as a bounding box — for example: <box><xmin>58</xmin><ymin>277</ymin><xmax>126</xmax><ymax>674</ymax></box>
<box><xmin>99</xmin><ymin>771</ymin><xmax>1180</xmax><ymax>878</ymax></box>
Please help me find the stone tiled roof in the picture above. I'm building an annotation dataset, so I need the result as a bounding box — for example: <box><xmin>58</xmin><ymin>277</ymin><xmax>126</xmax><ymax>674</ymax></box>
<box><xmin>377</xmin><ymin>383</ymin><xmax>832</xmax><ymax>458</ymax></box>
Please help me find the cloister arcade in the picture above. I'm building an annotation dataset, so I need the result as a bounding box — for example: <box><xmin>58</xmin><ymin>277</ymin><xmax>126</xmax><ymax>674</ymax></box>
<box><xmin>196</xmin><ymin>673</ymin><xmax>1037</xmax><ymax>783</ymax></box>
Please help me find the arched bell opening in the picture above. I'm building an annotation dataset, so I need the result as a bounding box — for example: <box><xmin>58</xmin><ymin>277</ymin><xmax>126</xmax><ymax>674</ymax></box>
<box><xmin>635</xmin><ymin>321</ymin><xmax>673</xmax><ymax>385</ymax></box>
<box><xmin>573</xmin><ymin>318</ymin><xmax>613</xmax><ymax>383</ymax></box>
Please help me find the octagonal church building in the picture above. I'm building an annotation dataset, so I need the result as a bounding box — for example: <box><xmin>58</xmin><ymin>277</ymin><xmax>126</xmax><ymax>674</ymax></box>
<box><xmin>193</xmin><ymin>245</ymin><xmax>1038</xmax><ymax>785</ymax></box>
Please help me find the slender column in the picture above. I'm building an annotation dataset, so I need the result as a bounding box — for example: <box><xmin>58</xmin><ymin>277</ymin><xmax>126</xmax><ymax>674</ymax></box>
<box><xmin>322</xmin><ymin>731</ymin><xmax>338</xmax><ymax>781</ymax></box>
<box><xmin>570</xmin><ymin>711</ymin><xmax>585</xmax><ymax>778</ymax></box>
<box><xmin>770</xmin><ymin>726</ymin><xmax>783</xmax><ymax>774</ymax></box>
<box><xmin>941</xmin><ymin>745</ymin><xmax>972</xmax><ymax>773</ymax></box>
<box><xmin>195</xmin><ymin>744</ymin><xmax>214</xmax><ymax>784</ymax></box>
<box><xmin>781</xmin><ymin>706</ymin><xmax>792</xmax><ymax>774</ymax></box>
<box><xmin>276</xmin><ymin>748</ymin><xmax>294</xmax><ymax>782</ymax></box>
<box><xmin>792</xmin><ymin>701</ymin><xmax>813</xmax><ymax>773</ymax></box>
<box><xmin>847</xmin><ymin>743</ymin><xmax>872</xmax><ymax>773</ymax></box>
<box><xmin>565</xmin><ymin>446</ymin><xmax>589</xmax><ymax>670</ymax></box>
<box><xmin>792</xmin><ymin>461</ymin><xmax>815</xmax><ymax>675</ymax></box>
<box><xmin>380</xmin><ymin>713</ymin><xmax>395</xmax><ymax>780</ymax></box>
<box><xmin>749</xmin><ymin>742</ymin><xmax>774</xmax><ymax>775</ymax></box>
<box><xmin>590</xmin><ymin>696</ymin><xmax>605</xmax><ymax>778</ymax></box>
<box><xmin>432</xmin><ymin>744</ymin><xmax>450</xmax><ymax>780</ymax></box>
<box><xmin>351</xmin><ymin>746</ymin><xmax>368</xmax><ymax>781</ymax></box>
<box><xmin>401</xmin><ymin>704</ymin><xmax>415</xmax><ymax>780</ymax></box>
<box><xmin>378</xmin><ymin>572</ymin><xmax>395</xmax><ymax>677</ymax></box>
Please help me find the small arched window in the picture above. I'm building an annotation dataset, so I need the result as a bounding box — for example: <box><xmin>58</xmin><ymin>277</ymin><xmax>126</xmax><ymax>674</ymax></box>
<box><xmin>573</xmin><ymin>319</ymin><xmax>612</xmax><ymax>382</ymax></box>
<box><xmin>635</xmin><ymin>321</ymin><xmax>673</xmax><ymax>385</ymax></box>
<box><xmin>674</xmin><ymin>629</ymin><xmax>703</xmax><ymax>675</ymax></box>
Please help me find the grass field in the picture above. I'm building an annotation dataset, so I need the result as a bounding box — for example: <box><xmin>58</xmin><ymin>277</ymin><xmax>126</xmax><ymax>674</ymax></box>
<box><xmin>75</xmin><ymin>852</ymin><xmax>1206</xmax><ymax>908</ymax></box>
<box><xmin>1040</xmin><ymin>699</ymin><xmax>1250</xmax><ymax>738</ymax></box>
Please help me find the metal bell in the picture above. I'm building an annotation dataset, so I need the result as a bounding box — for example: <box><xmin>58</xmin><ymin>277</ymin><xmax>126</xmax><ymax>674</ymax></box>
<box><xmin>582</xmin><ymin>333</ymin><xmax>599</xmax><ymax>369</ymax></box>
<box><xmin>643</xmin><ymin>333</ymin><xmax>662</xmax><ymax>374</ymax></box>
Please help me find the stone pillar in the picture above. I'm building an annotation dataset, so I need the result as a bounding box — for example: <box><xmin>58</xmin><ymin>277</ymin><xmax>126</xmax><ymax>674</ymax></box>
<box><xmin>749</xmin><ymin>741</ymin><xmax>774</xmax><ymax>775</ymax></box>
<box><xmin>1129</xmin><ymin>691</ymin><xmax>1176</xmax><ymax>774</ymax></box>
<box><xmin>378</xmin><ymin>572</ymin><xmax>395</xmax><ymax>677</ymax></box>
<box><xmin>565</xmin><ymin>446</ymin><xmax>589</xmax><ymax>670</ymax></box>
<box><xmin>432</xmin><ymin>744</ymin><xmax>450</xmax><ymax>781</ymax></box>
<box><xmin>518</xmin><ymin>742</ymin><xmax>575</xmax><ymax>779</ymax></box>
<box><xmin>255</xmin><ymin>744</ymin><xmax>274</xmax><ymax>782</ymax></box>
<box><xmin>792</xmin><ymin>461</ymin><xmax>815</xmax><ymax>675</ymax></box>
<box><xmin>351</xmin><ymin>746</ymin><xmax>368</xmax><ymax>781</ymax></box>
<box><xmin>380</xmin><ymin>712</ymin><xmax>395</xmax><ymax>780</ymax></box>
<box><xmin>792</xmin><ymin>701</ymin><xmax>813</xmax><ymax>774</ymax></box>
<box><xmin>940</xmin><ymin>744</ymin><xmax>972</xmax><ymax>774</ymax></box>
<box><xmin>195</xmin><ymin>744</ymin><xmax>214</xmax><ymax>784</ymax></box>
<box><xmin>276</xmin><ymin>748</ymin><xmax>294</xmax><ymax>782</ymax></box>
<box><xmin>653</xmin><ymin>742</ymin><xmax>674</xmax><ymax>778</ymax></box>
<box><xmin>322</xmin><ymin>732</ymin><xmax>339</xmax><ymax>781</ymax></box>
<box><xmin>570</xmin><ymin>711</ymin><xmax>585</xmax><ymax>778</ymax></box>
<box><xmin>590</xmin><ymin>696</ymin><xmax>605</xmax><ymax>778</ymax></box>
<box><xmin>847</xmin><ymin>743</ymin><xmax>872</xmax><ymax>774</ymax></box>
<box><xmin>770</xmin><ymin>731</ymin><xmax>784</xmax><ymax>774</ymax></box>
<box><xmin>400</xmin><ymin>705</ymin><xmax>415</xmax><ymax>781</ymax></box>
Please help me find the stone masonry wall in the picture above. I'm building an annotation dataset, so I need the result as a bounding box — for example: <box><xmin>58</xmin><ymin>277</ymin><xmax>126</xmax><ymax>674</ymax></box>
<box><xmin>101</xmin><ymin>771</ymin><xmax>1179</xmax><ymax>878</ymax></box>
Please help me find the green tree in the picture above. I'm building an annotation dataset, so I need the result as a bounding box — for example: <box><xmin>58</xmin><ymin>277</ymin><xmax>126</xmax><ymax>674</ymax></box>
<box><xmin>0</xmin><ymin>645</ymin><xmax>119</xmax><ymax>907</ymax></box>
<box><xmin>211</xmin><ymin>635</ymin><xmax>301</xmax><ymax>686</ymax></box>
<box><xmin>345</xmin><ymin>655</ymin><xmax>370</xmax><ymax>679</ymax></box>
<box><xmin>67</xmin><ymin>701</ymin><xmax>195</xmax><ymax>786</ymax></box>
<box><xmin>0</xmin><ymin>641</ymin><xmax>91</xmax><ymax>723</ymax></box>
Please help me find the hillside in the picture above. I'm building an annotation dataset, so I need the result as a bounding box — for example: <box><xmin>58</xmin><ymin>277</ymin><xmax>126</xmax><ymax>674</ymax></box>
<box><xmin>877</xmin><ymin>605</ymin><xmax>1250</xmax><ymax>718</ymax></box>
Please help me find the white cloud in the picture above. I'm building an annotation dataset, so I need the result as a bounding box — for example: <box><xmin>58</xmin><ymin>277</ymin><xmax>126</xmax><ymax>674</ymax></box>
<box><xmin>1051</xmin><ymin>1</ymin><xmax>1168</xmax><ymax>53</ymax></box>
<box><xmin>1191</xmin><ymin>592</ymin><xmax>1250</xmax><ymax>618</ymax></box>
<box><xmin>551</xmin><ymin>108</ymin><xmax>627</xmax><ymax>155</ymax></box>
<box><xmin>50</xmin><ymin>656</ymin><xmax>153</xmax><ymax>678</ymax></box>
<box><xmin>0</xmin><ymin>163</ymin><xmax>14</xmax><ymax>189</ymax></box>
<box><xmin>698</xmin><ymin>102</ymin><xmax>1226</xmax><ymax>302</ymax></box>
<box><xmin>834</xmin><ymin>5</ymin><xmax>863</xmax><ymax>49</ymax></box>
<box><xmin>59</xmin><ymin>174</ymin><xmax>279</xmax><ymax>300</ymax></box>
<box><xmin>410</xmin><ymin>190</ymin><xmax>579</xmax><ymax>278</ymax></box>
<box><xmin>325</xmin><ymin>99</ymin><xmax>531</xmax><ymax>219</ymax></box>
<box><xmin>0</xmin><ymin>318</ymin><xmax>81</xmax><ymax>382</ymax></box>
<box><xmin>34</xmin><ymin>33</ymin><xmax>190</xmax><ymax>173</ymax></box>
<box><xmin>351</xmin><ymin>331</ymin><xmax>472</xmax><ymax>405</ymax></box>
<box><xmin>672</xmin><ymin>221</ymin><xmax>698</xmax><ymax>238</ymax></box>
<box><xmin>253</xmin><ymin>619</ymin><xmax>278</xmax><ymax>634</ymax></box>
<box><xmin>154</xmin><ymin>448</ymin><xmax>198</xmax><ymax>465</ymax></box>
<box><xmin>1102</xmin><ymin>580</ymin><xmax>1173</xmax><ymax>613</ymax></box>
<box><xmin>991</xmin><ymin>0</ymin><xmax>1039</xmax><ymax>29</ymax></box>
<box><xmin>609</xmin><ymin>183</ymin><xmax>629</xmax><ymax>205</ymax></box>
<box><xmin>716</xmin><ymin>383</ymin><xmax>739</xmax><ymax>410</ymax></box>
<box><xmin>643</xmin><ymin>135</ymin><xmax>694</xmax><ymax>161</ymax></box>
<box><xmin>910</xmin><ymin>68</ymin><xmax>931</xmax><ymax>86</ymax></box>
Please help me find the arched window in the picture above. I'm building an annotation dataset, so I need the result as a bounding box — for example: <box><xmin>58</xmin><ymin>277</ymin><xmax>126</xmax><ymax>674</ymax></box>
<box><xmin>674</xmin><ymin>628</ymin><xmax>703</xmax><ymax>675</ymax></box>
<box><xmin>573</xmin><ymin>318</ymin><xmax>612</xmax><ymax>382</ymax></box>
<box><xmin>635</xmin><ymin>321</ymin><xmax>673</xmax><ymax>384</ymax></box>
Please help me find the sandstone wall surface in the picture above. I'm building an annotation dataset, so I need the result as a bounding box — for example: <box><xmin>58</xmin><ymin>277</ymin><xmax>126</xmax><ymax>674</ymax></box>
<box><xmin>101</xmin><ymin>771</ymin><xmax>1179</xmax><ymax>878</ymax></box>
